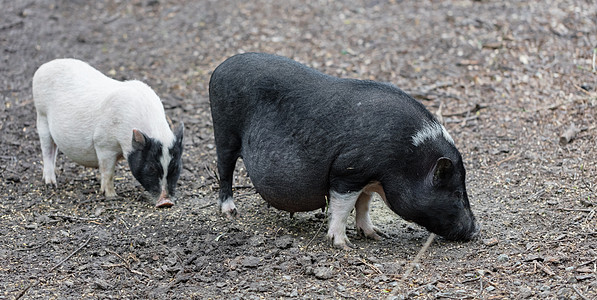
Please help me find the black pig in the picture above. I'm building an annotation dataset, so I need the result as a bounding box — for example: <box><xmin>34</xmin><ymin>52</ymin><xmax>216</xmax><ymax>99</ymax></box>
<box><xmin>209</xmin><ymin>52</ymin><xmax>479</xmax><ymax>249</ymax></box>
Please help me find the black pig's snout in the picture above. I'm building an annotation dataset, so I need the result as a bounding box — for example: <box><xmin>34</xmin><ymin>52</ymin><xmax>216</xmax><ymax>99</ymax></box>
<box><xmin>444</xmin><ymin>216</ymin><xmax>480</xmax><ymax>241</ymax></box>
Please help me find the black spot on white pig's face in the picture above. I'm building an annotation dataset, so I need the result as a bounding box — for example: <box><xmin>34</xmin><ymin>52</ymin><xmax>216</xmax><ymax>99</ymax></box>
<box><xmin>387</xmin><ymin>157</ymin><xmax>479</xmax><ymax>241</ymax></box>
<box><xmin>127</xmin><ymin>125</ymin><xmax>184</xmax><ymax>205</ymax></box>
<box><xmin>128</xmin><ymin>130</ymin><xmax>165</xmax><ymax>199</ymax></box>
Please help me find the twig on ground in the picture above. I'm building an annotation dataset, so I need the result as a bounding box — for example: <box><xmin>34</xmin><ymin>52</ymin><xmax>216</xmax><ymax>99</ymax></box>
<box><xmin>576</xmin><ymin>258</ymin><xmax>597</xmax><ymax>268</ymax></box>
<box><xmin>403</xmin><ymin>233</ymin><xmax>436</xmax><ymax>279</ymax></box>
<box><xmin>461</xmin><ymin>277</ymin><xmax>481</xmax><ymax>284</ymax></box>
<box><xmin>533</xmin><ymin>102</ymin><xmax>565</xmax><ymax>112</ymax></box>
<box><xmin>50</xmin><ymin>235</ymin><xmax>92</xmax><ymax>272</ymax></box>
<box><xmin>593</xmin><ymin>48</ymin><xmax>597</xmax><ymax>72</ymax></box>
<box><xmin>535</xmin><ymin>261</ymin><xmax>555</xmax><ymax>276</ymax></box>
<box><xmin>573</xmin><ymin>84</ymin><xmax>592</xmax><ymax>95</ymax></box>
<box><xmin>442</xmin><ymin>103</ymin><xmax>488</xmax><ymax>117</ymax></box>
<box><xmin>15</xmin><ymin>241</ymin><xmax>48</xmax><ymax>251</ymax></box>
<box><xmin>388</xmin><ymin>234</ymin><xmax>439</xmax><ymax>297</ymax></box>
<box><xmin>573</xmin><ymin>284</ymin><xmax>590</xmax><ymax>300</ymax></box>
<box><xmin>304</xmin><ymin>219</ymin><xmax>326</xmax><ymax>251</ymax></box>
<box><xmin>304</xmin><ymin>196</ymin><xmax>328</xmax><ymax>251</ymax></box>
<box><xmin>444</xmin><ymin>115</ymin><xmax>479</xmax><ymax>124</ymax></box>
<box><xmin>16</xmin><ymin>235</ymin><xmax>92</xmax><ymax>300</ymax></box>
<box><xmin>496</xmin><ymin>153</ymin><xmax>520</xmax><ymax>166</ymax></box>
<box><xmin>198</xmin><ymin>202</ymin><xmax>216</xmax><ymax>209</ymax></box>
<box><xmin>14</xmin><ymin>281</ymin><xmax>39</xmax><ymax>300</ymax></box>
<box><xmin>557</xmin><ymin>208</ymin><xmax>593</xmax><ymax>212</ymax></box>
<box><xmin>360</xmin><ymin>258</ymin><xmax>383</xmax><ymax>275</ymax></box>
<box><xmin>48</xmin><ymin>214</ymin><xmax>99</xmax><ymax>222</ymax></box>
<box><xmin>105</xmin><ymin>248</ymin><xmax>150</xmax><ymax>278</ymax></box>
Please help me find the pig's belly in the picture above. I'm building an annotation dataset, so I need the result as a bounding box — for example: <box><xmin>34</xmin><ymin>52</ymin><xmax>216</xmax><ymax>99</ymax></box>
<box><xmin>50</xmin><ymin>128</ymin><xmax>99</xmax><ymax>168</ymax></box>
<box><xmin>241</xmin><ymin>135</ymin><xmax>329</xmax><ymax>213</ymax></box>
<box><xmin>58</xmin><ymin>144</ymin><xmax>99</xmax><ymax>168</ymax></box>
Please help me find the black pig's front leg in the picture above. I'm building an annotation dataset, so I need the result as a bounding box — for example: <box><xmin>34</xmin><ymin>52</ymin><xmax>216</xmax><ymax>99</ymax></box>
<box><xmin>327</xmin><ymin>190</ymin><xmax>360</xmax><ymax>250</ymax></box>
<box><xmin>327</xmin><ymin>182</ymin><xmax>388</xmax><ymax>250</ymax></box>
<box><xmin>216</xmin><ymin>147</ymin><xmax>240</xmax><ymax>218</ymax></box>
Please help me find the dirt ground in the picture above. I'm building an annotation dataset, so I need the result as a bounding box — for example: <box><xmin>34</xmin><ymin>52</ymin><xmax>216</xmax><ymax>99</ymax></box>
<box><xmin>1</xmin><ymin>0</ymin><xmax>596</xmax><ymax>299</ymax></box>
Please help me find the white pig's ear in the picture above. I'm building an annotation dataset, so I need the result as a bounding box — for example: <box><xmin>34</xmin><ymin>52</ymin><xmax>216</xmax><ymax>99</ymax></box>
<box><xmin>132</xmin><ymin>129</ymin><xmax>147</xmax><ymax>150</ymax></box>
<box><xmin>432</xmin><ymin>157</ymin><xmax>454</xmax><ymax>186</ymax></box>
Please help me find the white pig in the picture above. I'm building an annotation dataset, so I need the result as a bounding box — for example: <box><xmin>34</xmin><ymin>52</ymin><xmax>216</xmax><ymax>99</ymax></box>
<box><xmin>32</xmin><ymin>58</ymin><xmax>184</xmax><ymax>207</ymax></box>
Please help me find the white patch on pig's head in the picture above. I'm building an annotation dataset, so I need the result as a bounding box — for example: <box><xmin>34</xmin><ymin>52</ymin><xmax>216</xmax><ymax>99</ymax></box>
<box><xmin>411</xmin><ymin>121</ymin><xmax>454</xmax><ymax>147</ymax></box>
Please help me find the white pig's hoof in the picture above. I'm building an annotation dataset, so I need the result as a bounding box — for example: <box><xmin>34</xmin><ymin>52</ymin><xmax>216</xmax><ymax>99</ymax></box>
<box><xmin>327</xmin><ymin>232</ymin><xmax>356</xmax><ymax>250</ymax></box>
<box><xmin>43</xmin><ymin>175</ymin><xmax>57</xmax><ymax>186</ymax></box>
<box><xmin>103</xmin><ymin>190</ymin><xmax>117</xmax><ymax>198</ymax></box>
<box><xmin>334</xmin><ymin>240</ymin><xmax>356</xmax><ymax>251</ymax></box>
<box><xmin>357</xmin><ymin>226</ymin><xmax>388</xmax><ymax>241</ymax></box>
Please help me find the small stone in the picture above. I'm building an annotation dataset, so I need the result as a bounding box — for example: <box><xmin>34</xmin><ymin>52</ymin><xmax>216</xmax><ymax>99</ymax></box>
<box><xmin>567</xmin><ymin>276</ymin><xmax>578</xmax><ymax>284</ymax></box>
<box><xmin>275</xmin><ymin>235</ymin><xmax>294</xmax><ymax>249</ymax></box>
<box><xmin>35</xmin><ymin>215</ymin><xmax>50</xmax><ymax>224</ymax></box>
<box><xmin>94</xmin><ymin>279</ymin><xmax>109</xmax><ymax>290</ymax></box>
<box><xmin>556</xmin><ymin>287</ymin><xmax>572</xmax><ymax>297</ymax></box>
<box><xmin>314</xmin><ymin>266</ymin><xmax>334</xmax><ymax>280</ymax></box>
<box><xmin>538</xmin><ymin>291</ymin><xmax>551</xmax><ymax>298</ymax></box>
<box><xmin>248</xmin><ymin>235</ymin><xmax>265</xmax><ymax>247</ymax></box>
<box><xmin>519</xmin><ymin>287</ymin><xmax>533</xmax><ymax>298</ymax></box>
<box><xmin>289</xmin><ymin>289</ymin><xmax>298</xmax><ymax>297</ymax></box>
<box><xmin>575</xmin><ymin>274</ymin><xmax>594</xmax><ymax>281</ymax></box>
<box><xmin>242</xmin><ymin>256</ymin><xmax>261</xmax><ymax>268</ymax></box>
<box><xmin>482</xmin><ymin>237</ymin><xmax>498</xmax><ymax>246</ymax></box>
<box><xmin>24</xmin><ymin>223</ymin><xmax>38</xmax><ymax>230</ymax></box>
<box><xmin>497</xmin><ymin>254</ymin><xmax>509</xmax><ymax>262</ymax></box>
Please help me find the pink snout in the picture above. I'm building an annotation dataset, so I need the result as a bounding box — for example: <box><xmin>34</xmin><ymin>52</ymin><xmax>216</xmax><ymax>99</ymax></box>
<box><xmin>155</xmin><ymin>190</ymin><xmax>174</xmax><ymax>208</ymax></box>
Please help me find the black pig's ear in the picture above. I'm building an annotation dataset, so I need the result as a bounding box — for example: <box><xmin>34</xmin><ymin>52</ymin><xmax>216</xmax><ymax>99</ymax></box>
<box><xmin>432</xmin><ymin>157</ymin><xmax>454</xmax><ymax>186</ymax></box>
<box><xmin>132</xmin><ymin>129</ymin><xmax>148</xmax><ymax>150</ymax></box>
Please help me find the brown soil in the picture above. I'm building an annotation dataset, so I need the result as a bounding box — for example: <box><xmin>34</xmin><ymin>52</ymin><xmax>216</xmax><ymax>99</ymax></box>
<box><xmin>1</xmin><ymin>0</ymin><xmax>596</xmax><ymax>299</ymax></box>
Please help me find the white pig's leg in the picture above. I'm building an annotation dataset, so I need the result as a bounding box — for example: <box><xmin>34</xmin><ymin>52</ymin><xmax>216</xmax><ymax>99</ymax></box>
<box><xmin>355</xmin><ymin>191</ymin><xmax>387</xmax><ymax>240</ymax></box>
<box><xmin>37</xmin><ymin>114</ymin><xmax>58</xmax><ymax>185</ymax></box>
<box><xmin>97</xmin><ymin>151</ymin><xmax>118</xmax><ymax>197</ymax></box>
<box><xmin>327</xmin><ymin>190</ymin><xmax>359</xmax><ymax>250</ymax></box>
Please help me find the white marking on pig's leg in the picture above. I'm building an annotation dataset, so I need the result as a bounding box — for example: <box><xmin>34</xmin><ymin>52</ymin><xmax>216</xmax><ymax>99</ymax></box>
<box><xmin>97</xmin><ymin>152</ymin><xmax>118</xmax><ymax>197</ymax></box>
<box><xmin>37</xmin><ymin>114</ymin><xmax>58</xmax><ymax>185</ymax></box>
<box><xmin>355</xmin><ymin>191</ymin><xmax>387</xmax><ymax>240</ymax></box>
<box><xmin>327</xmin><ymin>190</ymin><xmax>360</xmax><ymax>250</ymax></box>
<box><xmin>219</xmin><ymin>196</ymin><xmax>238</xmax><ymax>218</ymax></box>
